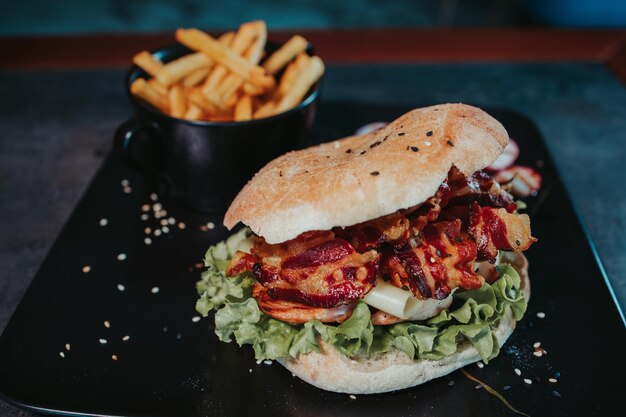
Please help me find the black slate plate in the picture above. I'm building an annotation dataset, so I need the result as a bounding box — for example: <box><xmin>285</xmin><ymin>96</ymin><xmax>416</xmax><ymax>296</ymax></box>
<box><xmin>1</xmin><ymin>102</ymin><xmax>624</xmax><ymax>417</ymax></box>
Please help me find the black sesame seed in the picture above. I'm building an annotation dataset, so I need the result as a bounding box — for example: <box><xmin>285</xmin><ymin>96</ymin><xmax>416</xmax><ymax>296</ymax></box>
<box><xmin>406</xmin><ymin>146</ymin><xmax>410</xmax><ymax>150</ymax></box>
<box><xmin>516</xmin><ymin>239</ymin><xmax>521</xmax><ymax>246</ymax></box>
<box><xmin>426</xmin><ymin>131</ymin><xmax>433</xmax><ymax>136</ymax></box>
<box><xmin>398</xmin><ymin>132</ymin><xmax>405</xmax><ymax>136</ymax></box>
<box><xmin>411</xmin><ymin>146</ymin><xmax>419</xmax><ymax>152</ymax></box>
<box><xmin>279</xmin><ymin>170</ymin><xmax>283</xmax><ymax>177</ymax></box>
<box><xmin>346</xmin><ymin>149</ymin><xmax>352</xmax><ymax>153</ymax></box>
<box><xmin>369</xmin><ymin>140</ymin><xmax>382</xmax><ymax>149</ymax></box>
<box><xmin>446</xmin><ymin>140</ymin><xmax>455</xmax><ymax>146</ymax></box>
<box><xmin>401</xmin><ymin>285</ymin><xmax>409</xmax><ymax>291</ymax></box>
<box><xmin>370</xmin><ymin>171</ymin><xmax>379</xmax><ymax>176</ymax></box>
<box><xmin>382</xmin><ymin>135</ymin><xmax>389</xmax><ymax>141</ymax></box>
<box><xmin>360</xmin><ymin>150</ymin><xmax>366</xmax><ymax>155</ymax></box>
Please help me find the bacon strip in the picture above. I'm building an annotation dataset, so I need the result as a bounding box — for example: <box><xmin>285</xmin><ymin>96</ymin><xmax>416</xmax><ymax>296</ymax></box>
<box><xmin>468</xmin><ymin>201</ymin><xmax>536</xmax><ymax>261</ymax></box>
<box><xmin>225</xmin><ymin>167</ymin><xmax>536</xmax><ymax>323</ymax></box>
<box><xmin>382</xmin><ymin>220</ymin><xmax>482</xmax><ymax>300</ymax></box>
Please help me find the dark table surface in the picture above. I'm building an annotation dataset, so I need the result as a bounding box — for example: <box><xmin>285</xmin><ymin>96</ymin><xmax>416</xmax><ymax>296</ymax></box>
<box><xmin>1</xmin><ymin>62</ymin><xmax>625</xmax><ymax>416</ymax></box>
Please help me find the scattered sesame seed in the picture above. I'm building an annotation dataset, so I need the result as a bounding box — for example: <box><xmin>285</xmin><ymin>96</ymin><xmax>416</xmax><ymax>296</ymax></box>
<box><xmin>263</xmin><ymin>360</ymin><xmax>273</xmax><ymax>365</ymax></box>
<box><xmin>104</xmin><ymin>320</ymin><xmax>110</xmax><ymax>328</ymax></box>
<box><xmin>514</xmin><ymin>368</ymin><xmax>522</xmax><ymax>376</ymax></box>
<box><xmin>410</xmin><ymin>146</ymin><xmax>419</xmax><ymax>152</ymax></box>
<box><xmin>59</xmin><ymin>352</ymin><xmax>65</xmax><ymax>358</ymax></box>
<box><xmin>162</xmin><ymin>226</ymin><xmax>170</xmax><ymax>233</ymax></box>
<box><xmin>82</xmin><ymin>265</ymin><xmax>91</xmax><ymax>273</ymax></box>
<box><xmin>249</xmin><ymin>369</ymin><xmax>252</xmax><ymax>373</ymax></box>
<box><xmin>349</xmin><ymin>395</ymin><xmax>356</xmax><ymax>400</ymax></box>
<box><xmin>141</xmin><ymin>214</ymin><xmax>149</xmax><ymax>221</ymax></box>
<box><xmin>144</xmin><ymin>237</ymin><xmax>152</xmax><ymax>245</ymax></box>
<box><xmin>429</xmin><ymin>256</ymin><xmax>436</xmax><ymax>263</ymax></box>
<box><xmin>117</xmin><ymin>284</ymin><xmax>125</xmax><ymax>291</ymax></box>
<box><xmin>152</xmin><ymin>203</ymin><xmax>162</xmax><ymax>212</ymax></box>
<box><xmin>99</xmin><ymin>218</ymin><xmax>108</xmax><ymax>226</ymax></box>
<box><xmin>448</xmin><ymin>380</ymin><xmax>455</xmax><ymax>386</ymax></box>
<box><xmin>160</xmin><ymin>219</ymin><xmax>168</xmax><ymax>226</ymax></box>
<box><xmin>117</xmin><ymin>253</ymin><xmax>127</xmax><ymax>261</ymax></box>
<box><xmin>536</xmin><ymin>312</ymin><xmax>546</xmax><ymax>319</ymax></box>
<box><xmin>333</xmin><ymin>141</ymin><xmax>340</xmax><ymax>149</ymax></box>
<box><xmin>533</xmin><ymin>342</ymin><xmax>541</xmax><ymax>348</ymax></box>
<box><xmin>397</xmin><ymin>132</ymin><xmax>405</xmax><ymax>136</ymax></box>
<box><xmin>552</xmin><ymin>390</ymin><xmax>561</xmax><ymax>398</ymax></box>
<box><xmin>65</xmin><ymin>343</ymin><xmax>70</xmax><ymax>351</ymax></box>
<box><xmin>112</xmin><ymin>354</ymin><xmax>118</xmax><ymax>361</ymax></box>
<box><xmin>533</xmin><ymin>351</ymin><xmax>543</xmax><ymax>357</ymax></box>
<box><xmin>168</xmin><ymin>217</ymin><xmax>176</xmax><ymax>225</ymax></box>
<box><xmin>549</xmin><ymin>378</ymin><xmax>558</xmax><ymax>383</ymax></box>
<box><xmin>256</xmin><ymin>360</ymin><xmax>262</xmax><ymax>365</ymax></box>
<box><xmin>199</xmin><ymin>225</ymin><xmax>208</xmax><ymax>232</ymax></box>
<box><xmin>424</xmin><ymin>141</ymin><xmax>432</xmax><ymax>146</ymax></box>
<box><xmin>178</xmin><ymin>222</ymin><xmax>186</xmax><ymax>229</ymax></box>
<box><xmin>360</xmin><ymin>150</ymin><xmax>366</xmax><ymax>155</ymax></box>
<box><xmin>446</xmin><ymin>140</ymin><xmax>455</xmax><ymax>147</ymax></box>
<box><xmin>426</xmin><ymin>131</ymin><xmax>433</xmax><ymax>136</ymax></box>
<box><xmin>477</xmin><ymin>362</ymin><xmax>484</xmax><ymax>369</ymax></box>
<box><xmin>151</xmin><ymin>287</ymin><xmax>160</xmax><ymax>294</ymax></box>
<box><xmin>207</xmin><ymin>222</ymin><xmax>215</xmax><ymax>229</ymax></box>
<box><xmin>141</xmin><ymin>204</ymin><xmax>150</xmax><ymax>212</ymax></box>
<box><xmin>150</xmin><ymin>193</ymin><xmax>158</xmax><ymax>201</ymax></box>
<box><xmin>121</xmin><ymin>179</ymin><xmax>130</xmax><ymax>187</ymax></box>
<box><xmin>503</xmin><ymin>385</ymin><xmax>511</xmax><ymax>391</ymax></box>
<box><xmin>99</xmin><ymin>338</ymin><xmax>107</xmax><ymax>345</ymax></box>
<box><xmin>192</xmin><ymin>316</ymin><xmax>201</xmax><ymax>323</ymax></box>
<box><xmin>370</xmin><ymin>171</ymin><xmax>379</xmax><ymax>176</ymax></box>
<box><xmin>123</xmin><ymin>186</ymin><xmax>132</xmax><ymax>194</ymax></box>
<box><xmin>523</xmin><ymin>378</ymin><xmax>532</xmax><ymax>385</ymax></box>
<box><xmin>144</xmin><ymin>227</ymin><xmax>152</xmax><ymax>234</ymax></box>
<box><xmin>154</xmin><ymin>229</ymin><xmax>162</xmax><ymax>237</ymax></box>
<box><xmin>176</xmin><ymin>333</ymin><xmax>182</xmax><ymax>340</ymax></box>
<box><xmin>475</xmin><ymin>385</ymin><xmax>483</xmax><ymax>390</ymax></box>
<box><xmin>122</xmin><ymin>335</ymin><xmax>130</xmax><ymax>342</ymax></box>
<box><xmin>194</xmin><ymin>262</ymin><xmax>204</xmax><ymax>269</ymax></box>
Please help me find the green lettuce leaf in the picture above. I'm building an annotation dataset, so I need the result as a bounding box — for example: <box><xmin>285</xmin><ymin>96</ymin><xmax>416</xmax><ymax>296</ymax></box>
<box><xmin>196</xmin><ymin>233</ymin><xmax>528</xmax><ymax>362</ymax></box>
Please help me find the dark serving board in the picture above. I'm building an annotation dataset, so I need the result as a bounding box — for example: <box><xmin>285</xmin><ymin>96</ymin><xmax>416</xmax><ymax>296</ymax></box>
<box><xmin>0</xmin><ymin>102</ymin><xmax>624</xmax><ymax>417</ymax></box>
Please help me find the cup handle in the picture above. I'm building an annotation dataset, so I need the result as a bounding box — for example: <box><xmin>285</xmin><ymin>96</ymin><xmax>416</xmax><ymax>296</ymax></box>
<box><xmin>113</xmin><ymin>118</ymin><xmax>161</xmax><ymax>172</ymax></box>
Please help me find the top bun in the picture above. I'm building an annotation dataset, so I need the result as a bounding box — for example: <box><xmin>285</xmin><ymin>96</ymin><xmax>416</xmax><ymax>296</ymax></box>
<box><xmin>224</xmin><ymin>103</ymin><xmax>508</xmax><ymax>244</ymax></box>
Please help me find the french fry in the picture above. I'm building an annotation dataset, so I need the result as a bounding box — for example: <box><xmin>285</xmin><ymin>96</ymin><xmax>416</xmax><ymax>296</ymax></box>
<box><xmin>202</xmin><ymin>29</ymin><xmax>250</xmax><ymax>93</ymax></box>
<box><xmin>132</xmin><ymin>51</ymin><xmax>162</xmax><ymax>77</ymax></box>
<box><xmin>155</xmin><ymin>52</ymin><xmax>212</xmax><ymax>87</ymax></box>
<box><xmin>276</xmin><ymin>55</ymin><xmax>323</xmax><ymax>114</ymax></box>
<box><xmin>276</xmin><ymin>53</ymin><xmax>309</xmax><ymax>98</ymax></box>
<box><xmin>262</xmin><ymin>35</ymin><xmax>308</xmax><ymax>75</ymax></box>
<box><xmin>183</xmin><ymin>103</ymin><xmax>203</xmax><ymax>121</ymax></box>
<box><xmin>242</xmin><ymin>82</ymin><xmax>265</xmax><ymax>96</ymax></box>
<box><xmin>131</xmin><ymin>78</ymin><xmax>168</xmax><ymax>112</ymax></box>
<box><xmin>176</xmin><ymin>28</ymin><xmax>275</xmax><ymax>89</ymax></box>
<box><xmin>187</xmin><ymin>87</ymin><xmax>217</xmax><ymax>115</ymax></box>
<box><xmin>168</xmin><ymin>85</ymin><xmax>186</xmax><ymax>118</ymax></box>
<box><xmin>253</xmin><ymin>100</ymin><xmax>277</xmax><ymax>119</ymax></box>
<box><xmin>182</xmin><ymin>66</ymin><xmax>211</xmax><ymax>87</ymax></box>
<box><xmin>130</xmin><ymin>22</ymin><xmax>320</xmax><ymax>122</ymax></box>
<box><xmin>148</xmin><ymin>79</ymin><xmax>168</xmax><ymax>97</ymax></box>
<box><xmin>234</xmin><ymin>95</ymin><xmax>253</xmax><ymax>121</ymax></box>
<box><xmin>217</xmin><ymin>22</ymin><xmax>268</xmax><ymax>104</ymax></box>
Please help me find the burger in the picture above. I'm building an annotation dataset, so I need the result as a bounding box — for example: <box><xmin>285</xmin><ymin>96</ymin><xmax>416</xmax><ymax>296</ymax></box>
<box><xmin>195</xmin><ymin>103</ymin><xmax>536</xmax><ymax>394</ymax></box>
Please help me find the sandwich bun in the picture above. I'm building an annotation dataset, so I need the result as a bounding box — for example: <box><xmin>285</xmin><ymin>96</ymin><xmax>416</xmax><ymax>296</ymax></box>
<box><xmin>277</xmin><ymin>252</ymin><xmax>530</xmax><ymax>394</ymax></box>
<box><xmin>225</xmin><ymin>103</ymin><xmax>508</xmax><ymax>244</ymax></box>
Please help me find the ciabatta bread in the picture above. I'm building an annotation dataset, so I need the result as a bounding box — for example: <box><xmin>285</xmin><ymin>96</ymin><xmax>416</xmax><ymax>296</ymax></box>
<box><xmin>224</xmin><ymin>103</ymin><xmax>508</xmax><ymax>244</ymax></box>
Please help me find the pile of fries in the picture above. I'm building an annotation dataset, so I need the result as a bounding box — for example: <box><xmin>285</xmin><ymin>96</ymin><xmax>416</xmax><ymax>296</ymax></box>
<box><xmin>130</xmin><ymin>21</ymin><xmax>324</xmax><ymax>122</ymax></box>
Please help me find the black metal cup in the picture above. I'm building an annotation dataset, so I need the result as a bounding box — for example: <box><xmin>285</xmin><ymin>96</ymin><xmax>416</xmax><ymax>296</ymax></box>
<box><xmin>114</xmin><ymin>43</ymin><xmax>320</xmax><ymax>214</ymax></box>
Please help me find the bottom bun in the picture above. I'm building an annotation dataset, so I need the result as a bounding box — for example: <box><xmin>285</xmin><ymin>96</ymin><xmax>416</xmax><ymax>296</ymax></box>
<box><xmin>277</xmin><ymin>252</ymin><xmax>530</xmax><ymax>394</ymax></box>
